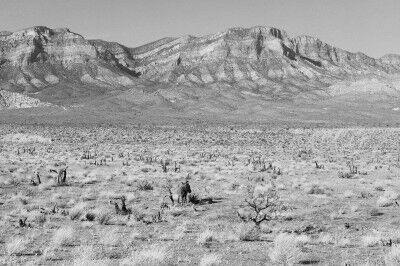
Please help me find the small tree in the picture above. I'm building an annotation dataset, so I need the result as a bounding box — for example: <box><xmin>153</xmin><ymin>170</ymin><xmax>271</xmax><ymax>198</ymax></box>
<box><xmin>237</xmin><ymin>184</ymin><xmax>281</xmax><ymax>228</ymax></box>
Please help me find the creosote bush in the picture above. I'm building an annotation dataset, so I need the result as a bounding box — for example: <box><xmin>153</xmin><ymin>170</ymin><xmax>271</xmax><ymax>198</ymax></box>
<box><xmin>95</xmin><ymin>207</ymin><xmax>113</xmax><ymax>225</ymax></box>
<box><xmin>237</xmin><ymin>184</ymin><xmax>281</xmax><ymax>228</ymax></box>
<box><xmin>137</xmin><ymin>180</ymin><xmax>154</xmax><ymax>191</ymax></box>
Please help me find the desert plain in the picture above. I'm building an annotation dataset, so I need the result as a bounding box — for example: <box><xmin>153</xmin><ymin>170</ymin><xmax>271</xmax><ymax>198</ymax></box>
<box><xmin>0</xmin><ymin>124</ymin><xmax>400</xmax><ymax>265</ymax></box>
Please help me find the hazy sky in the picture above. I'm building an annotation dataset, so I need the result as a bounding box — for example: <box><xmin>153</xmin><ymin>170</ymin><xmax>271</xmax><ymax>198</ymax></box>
<box><xmin>1</xmin><ymin>0</ymin><xmax>399</xmax><ymax>58</ymax></box>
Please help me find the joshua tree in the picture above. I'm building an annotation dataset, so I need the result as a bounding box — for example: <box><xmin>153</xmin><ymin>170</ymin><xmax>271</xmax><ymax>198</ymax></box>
<box><xmin>50</xmin><ymin>167</ymin><xmax>68</xmax><ymax>185</ymax></box>
<box><xmin>30</xmin><ymin>171</ymin><xmax>41</xmax><ymax>186</ymax></box>
<box><xmin>174</xmin><ymin>161</ymin><xmax>180</xmax><ymax>172</ymax></box>
<box><xmin>19</xmin><ymin>217</ymin><xmax>28</xmax><ymax>227</ymax></box>
<box><xmin>315</xmin><ymin>161</ymin><xmax>324</xmax><ymax>169</ymax></box>
<box><xmin>161</xmin><ymin>160</ymin><xmax>168</xmax><ymax>173</ymax></box>
<box><xmin>178</xmin><ymin>180</ymin><xmax>192</xmax><ymax>204</ymax></box>
<box><xmin>347</xmin><ymin>160</ymin><xmax>358</xmax><ymax>174</ymax></box>
<box><xmin>162</xmin><ymin>179</ymin><xmax>175</xmax><ymax>205</ymax></box>
<box><xmin>111</xmin><ymin>196</ymin><xmax>131</xmax><ymax>215</ymax></box>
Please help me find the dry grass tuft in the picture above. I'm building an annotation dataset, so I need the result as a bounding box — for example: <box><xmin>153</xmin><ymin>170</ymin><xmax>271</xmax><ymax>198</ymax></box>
<box><xmin>269</xmin><ymin>233</ymin><xmax>302</xmax><ymax>265</ymax></box>
<box><xmin>362</xmin><ymin>231</ymin><xmax>382</xmax><ymax>247</ymax></box>
<box><xmin>121</xmin><ymin>244</ymin><xmax>168</xmax><ymax>265</ymax></box>
<box><xmin>385</xmin><ymin>245</ymin><xmax>400</xmax><ymax>266</ymax></box>
<box><xmin>69</xmin><ymin>202</ymin><xmax>89</xmax><ymax>220</ymax></box>
<box><xmin>95</xmin><ymin>207</ymin><xmax>113</xmax><ymax>225</ymax></box>
<box><xmin>197</xmin><ymin>229</ymin><xmax>219</xmax><ymax>247</ymax></box>
<box><xmin>6</xmin><ymin>237</ymin><xmax>29</xmax><ymax>256</ymax></box>
<box><xmin>53</xmin><ymin>226</ymin><xmax>76</xmax><ymax>246</ymax></box>
<box><xmin>199</xmin><ymin>253</ymin><xmax>222</xmax><ymax>266</ymax></box>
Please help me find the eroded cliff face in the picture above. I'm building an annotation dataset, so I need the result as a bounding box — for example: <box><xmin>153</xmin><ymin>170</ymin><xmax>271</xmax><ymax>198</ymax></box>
<box><xmin>0</xmin><ymin>25</ymin><xmax>400</xmax><ymax>109</ymax></box>
<box><xmin>0</xmin><ymin>26</ymin><xmax>138</xmax><ymax>92</ymax></box>
<box><xmin>131</xmin><ymin>26</ymin><xmax>400</xmax><ymax>86</ymax></box>
<box><xmin>0</xmin><ymin>27</ymin><xmax>96</xmax><ymax>67</ymax></box>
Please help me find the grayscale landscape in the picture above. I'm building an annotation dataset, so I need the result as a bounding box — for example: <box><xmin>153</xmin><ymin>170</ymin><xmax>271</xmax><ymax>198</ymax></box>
<box><xmin>1</xmin><ymin>0</ymin><xmax>400</xmax><ymax>265</ymax></box>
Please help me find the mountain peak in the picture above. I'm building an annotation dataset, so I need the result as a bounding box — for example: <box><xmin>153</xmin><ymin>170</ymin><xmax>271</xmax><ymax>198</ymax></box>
<box><xmin>214</xmin><ymin>26</ymin><xmax>288</xmax><ymax>41</ymax></box>
<box><xmin>0</xmin><ymin>25</ymin><xmax>400</xmax><ymax>112</ymax></box>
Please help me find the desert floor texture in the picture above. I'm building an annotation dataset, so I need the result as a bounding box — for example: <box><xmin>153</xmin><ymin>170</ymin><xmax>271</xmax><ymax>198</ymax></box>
<box><xmin>1</xmin><ymin>124</ymin><xmax>400</xmax><ymax>265</ymax></box>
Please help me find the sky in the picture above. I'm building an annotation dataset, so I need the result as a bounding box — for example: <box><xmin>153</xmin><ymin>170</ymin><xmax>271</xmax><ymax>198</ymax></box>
<box><xmin>0</xmin><ymin>0</ymin><xmax>399</xmax><ymax>58</ymax></box>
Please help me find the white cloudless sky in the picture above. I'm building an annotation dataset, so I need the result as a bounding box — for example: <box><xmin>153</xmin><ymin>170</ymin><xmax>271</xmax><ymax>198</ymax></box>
<box><xmin>0</xmin><ymin>0</ymin><xmax>399</xmax><ymax>58</ymax></box>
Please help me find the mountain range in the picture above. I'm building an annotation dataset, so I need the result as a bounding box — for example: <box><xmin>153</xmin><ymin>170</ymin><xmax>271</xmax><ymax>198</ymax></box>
<box><xmin>1</xmin><ymin>25</ymin><xmax>400</xmax><ymax>125</ymax></box>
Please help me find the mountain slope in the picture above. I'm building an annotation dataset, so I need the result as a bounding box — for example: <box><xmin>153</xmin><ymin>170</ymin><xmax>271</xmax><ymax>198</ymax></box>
<box><xmin>131</xmin><ymin>26</ymin><xmax>400</xmax><ymax>91</ymax></box>
<box><xmin>0</xmin><ymin>26</ymin><xmax>141</xmax><ymax>104</ymax></box>
<box><xmin>0</xmin><ymin>25</ymin><xmax>400</xmax><ymax>120</ymax></box>
<box><xmin>0</xmin><ymin>89</ymin><xmax>52</xmax><ymax>109</ymax></box>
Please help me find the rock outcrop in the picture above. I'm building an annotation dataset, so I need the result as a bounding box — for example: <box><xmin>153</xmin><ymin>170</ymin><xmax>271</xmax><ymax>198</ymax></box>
<box><xmin>0</xmin><ymin>26</ymin><xmax>138</xmax><ymax>94</ymax></box>
<box><xmin>131</xmin><ymin>26</ymin><xmax>400</xmax><ymax>87</ymax></box>
<box><xmin>0</xmin><ymin>25</ymin><xmax>400</xmax><ymax>110</ymax></box>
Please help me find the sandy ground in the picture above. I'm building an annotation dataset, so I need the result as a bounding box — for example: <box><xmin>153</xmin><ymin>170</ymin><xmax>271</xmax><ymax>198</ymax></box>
<box><xmin>1</xmin><ymin>124</ymin><xmax>400</xmax><ymax>265</ymax></box>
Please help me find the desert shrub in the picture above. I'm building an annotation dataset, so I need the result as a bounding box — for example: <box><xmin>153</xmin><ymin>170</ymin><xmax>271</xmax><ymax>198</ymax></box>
<box><xmin>18</xmin><ymin>195</ymin><xmax>29</xmax><ymax>205</ymax></box>
<box><xmin>362</xmin><ymin>232</ymin><xmax>382</xmax><ymax>247</ymax></box>
<box><xmin>95</xmin><ymin>208</ymin><xmax>113</xmax><ymax>225</ymax></box>
<box><xmin>377</xmin><ymin>196</ymin><xmax>393</xmax><ymax>207</ymax></box>
<box><xmin>237</xmin><ymin>184</ymin><xmax>281</xmax><ymax>227</ymax></box>
<box><xmin>31</xmin><ymin>211</ymin><xmax>46</xmax><ymax>226</ymax></box>
<box><xmin>6</xmin><ymin>237</ymin><xmax>29</xmax><ymax>256</ymax></box>
<box><xmin>383</xmin><ymin>230</ymin><xmax>400</xmax><ymax>245</ymax></box>
<box><xmin>360</xmin><ymin>191</ymin><xmax>373</xmax><ymax>199</ymax></box>
<box><xmin>137</xmin><ymin>180</ymin><xmax>153</xmax><ymax>191</ymax></box>
<box><xmin>128</xmin><ymin>229</ymin><xmax>142</xmax><ymax>240</ymax></box>
<box><xmin>99</xmin><ymin>229</ymin><xmax>120</xmax><ymax>246</ymax></box>
<box><xmin>385</xmin><ymin>245</ymin><xmax>400</xmax><ymax>266</ymax></box>
<box><xmin>199</xmin><ymin>253</ymin><xmax>222</xmax><ymax>266</ymax></box>
<box><xmin>39</xmin><ymin>181</ymin><xmax>54</xmax><ymax>191</ymax></box>
<box><xmin>72</xmin><ymin>245</ymin><xmax>94</xmax><ymax>263</ymax></box>
<box><xmin>296</xmin><ymin>234</ymin><xmax>312</xmax><ymax>245</ymax></box>
<box><xmin>70</xmin><ymin>202</ymin><xmax>88</xmax><ymax>220</ymax></box>
<box><xmin>384</xmin><ymin>190</ymin><xmax>399</xmax><ymax>200</ymax></box>
<box><xmin>197</xmin><ymin>229</ymin><xmax>218</xmax><ymax>247</ymax></box>
<box><xmin>338</xmin><ymin>171</ymin><xmax>353</xmax><ymax>179</ymax></box>
<box><xmin>121</xmin><ymin>244</ymin><xmax>167</xmax><ymax>265</ymax></box>
<box><xmin>236</xmin><ymin>223</ymin><xmax>261</xmax><ymax>241</ymax></box>
<box><xmin>141</xmin><ymin>167</ymin><xmax>151</xmax><ymax>173</ymax></box>
<box><xmin>85</xmin><ymin>212</ymin><xmax>95</xmax><ymax>221</ymax></box>
<box><xmin>131</xmin><ymin>209</ymin><xmax>146</xmax><ymax>222</ymax></box>
<box><xmin>269</xmin><ymin>233</ymin><xmax>302</xmax><ymax>265</ymax></box>
<box><xmin>71</xmin><ymin>245</ymin><xmax>112</xmax><ymax>266</ymax></box>
<box><xmin>168</xmin><ymin>223</ymin><xmax>187</xmax><ymax>240</ymax></box>
<box><xmin>305</xmin><ymin>184</ymin><xmax>325</xmax><ymax>195</ymax></box>
<box><xmin>214</xmin><ymin>226</ymin><xmax>240</xmax><ymax>243</ymax></box>
<box><xmin>336</xmin><ymin>237</ymin><xmax>352</xmax><ymax>247</ymax></box>
<box><xmin>377</xmin><ymin>190</ymin><xmax>399</xmax><ymax>207</ymax></box>
<box><xmin>316</xmin><ymin>233</ymin><xmax>334</xmax><ymax>244</ymax></box>
<box><xmin>343</xmin><ymin>190</ymin><xmax>356</xmax><ymax>198</ymax></box>
<box><xmin>188</xmin><ymin>193</ymin><xmax>201</xmax><ymax>204</ymax></box>
<box><xmin>350</xmin><ymin>204</ymin><xmax>360</xmax><ymax>213</ymax></box>
<box><xmin>53</xmin><ymin>226</ymin><xmax>76</xmax><ymax>246</ymax></box>
<box><xmin>370</xmin><ymin>208</ymin><xmax>384</xmax><ymax>217</ymax></box>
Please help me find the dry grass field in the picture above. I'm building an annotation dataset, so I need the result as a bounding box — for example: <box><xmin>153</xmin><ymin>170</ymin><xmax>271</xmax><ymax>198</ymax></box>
<box><xmin>1</xmin><ymin>124</ymin><xmax>400</xmax><ymax>265</ymax></box>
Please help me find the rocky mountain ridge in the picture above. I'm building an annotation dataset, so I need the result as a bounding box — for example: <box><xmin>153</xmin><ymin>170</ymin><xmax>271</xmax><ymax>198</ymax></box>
<box><xmin>0</xmin><ymin>25</ymin><xmax>400</xmax><ymax>110</ymax></box>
